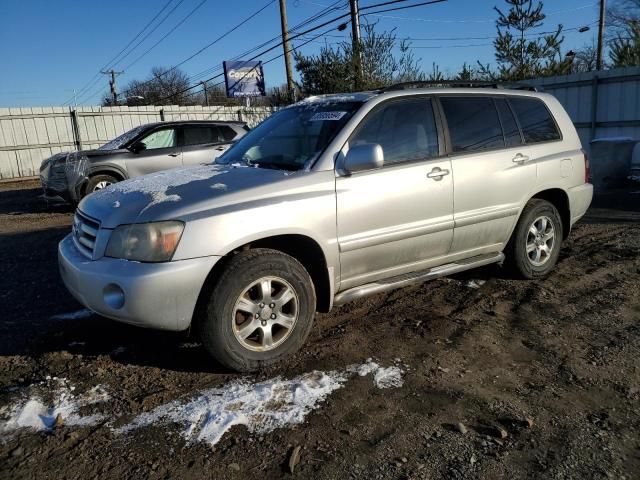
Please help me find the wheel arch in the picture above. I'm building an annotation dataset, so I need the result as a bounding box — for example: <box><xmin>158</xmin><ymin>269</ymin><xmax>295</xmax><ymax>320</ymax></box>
<box><xmin>530</xmin><ymin>188</ymin><xmax>571</xmax><ymax>239</ymax></box>
<box><xmin>87</xmin><ymin>166</ymin><xmax>127</xmax><ymax>182</ymax></box>
<box><xmin>193</xmin><ymin>234</ymin><xmax>333</xmax><ymax>334</ymax></box>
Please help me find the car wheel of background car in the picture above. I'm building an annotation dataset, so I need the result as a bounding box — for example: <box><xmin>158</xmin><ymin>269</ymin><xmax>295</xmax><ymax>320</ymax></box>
<box><xmin>505</xmin><ymin>199</ymin><xmax>563</xmax><ymax>279</ymax></box>
<box><xmin>200</xmin><ymin>248</ymin><xmax>316</xmax><ymax>372</ymax></box>
<box><xmin>85</xmin><ymin>174</ymin><xmax>118</xmax><ymax>196</ymax></box>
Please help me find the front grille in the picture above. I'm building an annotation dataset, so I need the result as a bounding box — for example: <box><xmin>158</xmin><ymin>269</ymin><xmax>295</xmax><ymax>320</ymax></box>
<box><xmin>72</xmin><ymin>210</ymin><xmax>100</xmax><ymax>259</ymax></box>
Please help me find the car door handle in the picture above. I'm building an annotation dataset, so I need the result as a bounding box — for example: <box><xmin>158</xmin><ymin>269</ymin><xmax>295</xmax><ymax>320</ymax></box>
<box><xmin>427</xmin><ymin>167</ymin><xmax>450</xmax><ymax>181</ymax></box>
<box><xmin>168</xmin><ymin>152</ymin><xmax>180</xmax><ymax>157</ymax></box>
<box><xmin>512</xmin><ymin>153</ymin><xmax>530</xmax><ymax>163</ymax></box>
<box><xmin>215</xmin><ymin>146</ymin><xmax>227</xmax><ymax>151</ymax></box>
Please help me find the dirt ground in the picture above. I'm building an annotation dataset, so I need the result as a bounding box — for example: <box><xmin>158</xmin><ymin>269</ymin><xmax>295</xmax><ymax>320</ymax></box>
<box><xmin>1</xmin><ymin>179</ymin><xmax>639</xmax><ymax>480</ymax></box>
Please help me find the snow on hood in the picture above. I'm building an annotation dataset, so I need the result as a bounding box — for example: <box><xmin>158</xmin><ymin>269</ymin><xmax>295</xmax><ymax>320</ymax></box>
<box><xmin>78</xmin><ymin>164</ymin><xmax>293</xmax><ymax>228</ymax></box>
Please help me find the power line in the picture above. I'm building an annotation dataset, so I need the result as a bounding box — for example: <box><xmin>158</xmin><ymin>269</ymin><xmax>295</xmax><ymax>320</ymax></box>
<box><xmin>131</xmin><ymin>0</ymin><xmax>346</xmax><ymax>102</ymax></box>
<box><xmin>62</xmin><ymin>0</ymin><xmax>176</xmax><ymax>105</ymax></box>
<box><xmin>363</xmin><ymin>1</ymin><xmax>598</xmax><ymax>23</ymax></box>
<box><xmin>72</xmin><ymin>0</ymin><xmax>192</xmax><ymax>105</ymax></box>
<box><xmin>103</xmin><ymin>0</ymin><xmax>187</xmax><ymax>69</ymax></box>
<box><xmin>301</xmin><ymin>22</ymin><xmax>598</xmax><ymax>43</ymax></box>
<box><xmin>121</xmin><ymin>0</ymin><xmax>209</xmax><ymax>71</ymax></box>
<box><xmin>156</xmin><ymin>0</ymin><xmax>447</xmax><ymax>103</ymax></box>
<box><xmin>69</xmin><ymin>0</ymin><xmax>188</xmax><ymax>105</ymax></box>
<box><xmin>179</xmin><ymin>23</ymin><xmax>342</xmax><ymax>102</ymax></box>
<box><xmin>116</xmin><ymin>0</ymin><xmax>277</xmax><ymax>100</ymax></box>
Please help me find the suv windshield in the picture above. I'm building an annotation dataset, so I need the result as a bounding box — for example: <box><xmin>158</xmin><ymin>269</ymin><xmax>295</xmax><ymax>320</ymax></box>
<box><xmin>217</xmin><ymin>101</ymin><xmax>363</xmax><ymax>170</ymax></box>
<box><xmin>99</xmin><ymin>125</ymin><xmax>147</xmax><ymax>151</ymax></box>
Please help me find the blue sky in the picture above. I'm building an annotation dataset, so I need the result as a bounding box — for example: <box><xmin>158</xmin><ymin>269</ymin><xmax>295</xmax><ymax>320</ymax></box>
<box><xmin>0</xmin><ymin>0</ymin><xmax>601</xmax><ymax>107</ymax></box>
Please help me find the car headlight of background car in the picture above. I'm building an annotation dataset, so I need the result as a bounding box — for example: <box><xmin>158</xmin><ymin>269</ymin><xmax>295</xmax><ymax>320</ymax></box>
<box><xmin>105</xmin><ymin>221</ymin><xmax>184</xmax><ymax>262</ymax></box>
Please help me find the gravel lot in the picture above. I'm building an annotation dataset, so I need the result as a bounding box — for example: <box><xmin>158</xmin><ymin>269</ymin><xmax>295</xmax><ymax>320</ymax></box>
<box><xmin>1</xmin><ymin>179</ymin><xmax>639</xmax><ymax>479</ymax></box>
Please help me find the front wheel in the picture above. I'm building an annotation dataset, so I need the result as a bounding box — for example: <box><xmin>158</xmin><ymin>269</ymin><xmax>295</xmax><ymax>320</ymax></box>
<box><xmin>505</xmin><ymin>199</ymin><xmax>563</xmax><ymax>279</ymax></box>
<box><xmin>85</xmin><ymin>174</ymin><xmax>118</xmax><ymax>197</ymax></box>
<box><xmin>199</xmin><ymin>248</ymin><xmax>316</xmax><ymax>372</ymax></box>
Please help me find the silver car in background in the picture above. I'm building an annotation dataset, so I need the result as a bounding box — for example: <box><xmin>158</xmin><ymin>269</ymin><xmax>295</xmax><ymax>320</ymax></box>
<box><xmin>58</xmin><ymin>85</ymin><xmax>593</xmax><ymax>372</ymax></box>
<box><xmin>40</xmin><ymin>120</ymin><xmax>248</xmax><ymax>203</ymax></box>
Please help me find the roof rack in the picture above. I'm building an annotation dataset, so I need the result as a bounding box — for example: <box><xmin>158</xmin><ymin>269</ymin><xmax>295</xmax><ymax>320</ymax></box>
<box><xmin>382</xmin><ymin>80</ymin><xmax>538</xmax><ymax>92</ymax></box>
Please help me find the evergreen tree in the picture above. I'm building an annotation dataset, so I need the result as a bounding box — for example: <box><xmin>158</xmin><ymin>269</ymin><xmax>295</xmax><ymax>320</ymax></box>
<box><xmin>294</xmin><ymin>23</ymin><xmax>424</xmax><ymax>94</ymax></box>
<box><xmin>482</xmin><ymin>0</ymin><xmax>571</xmax><ymax>80</ymax></box>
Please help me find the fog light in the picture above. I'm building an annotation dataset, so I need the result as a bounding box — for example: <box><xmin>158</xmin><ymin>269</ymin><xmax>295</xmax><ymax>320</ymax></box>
<box><xmin>104</xmin><ymin>283</ymin><xmax>125</xmax><ymax>309</ymax></box>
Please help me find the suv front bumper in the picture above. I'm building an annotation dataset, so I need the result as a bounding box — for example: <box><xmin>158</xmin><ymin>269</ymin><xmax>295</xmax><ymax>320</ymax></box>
<box><xmin>58</xmin><ymin>234</ymin><xmax>219</xmax><ymax>331</ymax></box>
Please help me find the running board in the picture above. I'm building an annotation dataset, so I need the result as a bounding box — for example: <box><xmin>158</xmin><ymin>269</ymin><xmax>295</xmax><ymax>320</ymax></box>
<box><xmin>333</xmin><ymin>252</ymin><xmax>504</xmax><ymax>306</ymax></box>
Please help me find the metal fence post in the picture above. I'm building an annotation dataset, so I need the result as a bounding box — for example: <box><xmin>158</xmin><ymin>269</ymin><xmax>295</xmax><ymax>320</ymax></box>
<box><xmin>159</xmin><ymin>108</ymin><xmax>165</xmax><ymax>122</ymax></box>
<box><xmin>237</xmin><ymin>109</ymin><xmax>243</xmax><ymax>123</ymax></box>
<box><xmin>70</xmin><ymin>108</ymin><xmax>83</xmax><ymax>151</ymax></box>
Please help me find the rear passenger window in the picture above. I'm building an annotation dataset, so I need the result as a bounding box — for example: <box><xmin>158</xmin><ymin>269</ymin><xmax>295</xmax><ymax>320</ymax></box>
<box><xmin>183</xmin><ymin>126</ymin><xmax>221</xmax><ymax>146</ymax></box>
<box><xmin>509</xmin><ymin>98</ymin><xmax>561</xmax><ymax>143</ymax></box>
<box><xmin>440</xmin><ymin>97</ymin><xmax>504</xmax><ymax>152</ymax></box>
<box><xmin>495</xmin><ymin>98</ymin><xmax>522</xmax><ymax>147</ymax></box>
<box><xmin>349</xmin><ymin>98</ymin><xmax>439</xmax><ymax>166</ymax></box>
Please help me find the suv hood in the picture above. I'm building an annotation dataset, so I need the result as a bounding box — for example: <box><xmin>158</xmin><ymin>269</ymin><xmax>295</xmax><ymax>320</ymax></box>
<box><xmin>78</xmin><ymin>164</ymin><xmax>299</xmax><ymax>228</ymax></box>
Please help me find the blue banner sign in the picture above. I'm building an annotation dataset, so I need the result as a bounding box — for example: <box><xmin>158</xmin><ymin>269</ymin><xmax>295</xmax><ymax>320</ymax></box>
<box><xmin>223</xmin><ymin>60</ymin><xmax>266</xmax><ymax>98</ymax></box>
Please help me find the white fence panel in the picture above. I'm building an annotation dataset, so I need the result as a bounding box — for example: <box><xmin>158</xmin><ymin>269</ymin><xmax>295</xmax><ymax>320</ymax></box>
<box><xmin>0</xmin><ymin>105</ymin><xmax>274</xmax><ymax>179</ymax></box>
<box><xmin>525</xmin><ymin>66</ymin><xmax>640</xmax><ymax>151</ymax></box>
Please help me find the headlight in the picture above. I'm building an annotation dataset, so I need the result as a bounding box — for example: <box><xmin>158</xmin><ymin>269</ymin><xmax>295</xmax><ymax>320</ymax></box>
<box><xmin>105</xmin><ymin>221</ymin><xmax>185</xmax><ymax>262</ymax></box>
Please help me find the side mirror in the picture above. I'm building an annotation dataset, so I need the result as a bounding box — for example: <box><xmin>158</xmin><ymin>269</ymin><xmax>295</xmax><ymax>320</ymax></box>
<box><xmin>344</xmin><ymin>143</ymin><xmax>384</xmax><ymax>173</ymax></box>
<box><xmin>129</xmin><ymin>142</ymin><xmax>147</xmax><ymax>154</ymax></box>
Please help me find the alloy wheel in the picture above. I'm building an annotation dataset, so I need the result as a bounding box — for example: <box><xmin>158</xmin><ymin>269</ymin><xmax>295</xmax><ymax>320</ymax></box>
<box><xmin>231</xmin><ymin>276</ymin><xmax>299</xmax><ymax>352</ymax></box>
<box><xmin>93</xmin><ymin>180</ymin><xmax>112</xmax><ymax>191</ymax></box>
<box><xmin>526</xmin><ymin>215</ymin><xmax>556</xmax><ymax>266</ymax></box>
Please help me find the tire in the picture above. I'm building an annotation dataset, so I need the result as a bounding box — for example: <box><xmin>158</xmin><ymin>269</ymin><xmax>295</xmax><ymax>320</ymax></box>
<box><xmin>504</xmin><ymin>199</ymin><xmax>563</xmax><ymax>279</ymax></box>
<box><xmin>200</xmin><ymin>248</ymin><xmax>316</xmax><ymax>372</ymax></box>
<box><xmin>85</xmin><ymin>174</ymin><xmax>118</xmax><ymax>197</ymax></box>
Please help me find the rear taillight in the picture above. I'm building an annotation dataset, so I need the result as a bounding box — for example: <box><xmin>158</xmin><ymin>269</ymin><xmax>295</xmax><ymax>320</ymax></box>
<box><xmin>582</xmin><ymin>148</ymin><xmax>590</xmax><ymax>183</ymax></box>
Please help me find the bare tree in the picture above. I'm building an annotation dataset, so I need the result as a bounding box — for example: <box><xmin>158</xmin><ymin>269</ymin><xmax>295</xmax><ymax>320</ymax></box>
<box><xmin>607</xmin><ymin>0</ymin><xmax>640</xmax><ymax>67</ymax></box>
<box><xmin>607</xmin><ymin>0</ymin><xmax>640</xmax><ymax>32</ymax></box>
<box><xmin>570</xmin><ymin>42</ymin><xmax>600</xmax><ymax>72</ymax></box>
<box><xmin>102</xmin><ymin>67</ymin><xmax>195</xmax><ymax>106</ymax></box>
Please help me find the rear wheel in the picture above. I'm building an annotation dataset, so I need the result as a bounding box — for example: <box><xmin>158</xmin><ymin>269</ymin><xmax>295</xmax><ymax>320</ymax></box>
<box><xmin>505</xmin><ymin>199</ymin><xmax>563</xmax><ymax>279</ymax></box>
<box><xmin>199</xmin><ymin>248</ymin><xmax>316</xmax><ymax>372</ymax></box>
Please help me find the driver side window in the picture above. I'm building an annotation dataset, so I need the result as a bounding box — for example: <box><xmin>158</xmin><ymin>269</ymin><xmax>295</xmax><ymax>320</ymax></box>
<box><xmin>139</xmin><ymin>128</ymin><xmax>177</xmax><ymax>150</ymax></box>
<box><xmin>349</xmin><ymin>98</ymin><xmax>439</xmax><ymax>166</ymax></box>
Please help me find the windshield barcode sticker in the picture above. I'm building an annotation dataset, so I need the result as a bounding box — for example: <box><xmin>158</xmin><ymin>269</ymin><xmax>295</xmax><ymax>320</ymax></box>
<box><xmin>309</xmin><ymin>111</ymin><xmax>347</xmax><ymax>121</ymax></box>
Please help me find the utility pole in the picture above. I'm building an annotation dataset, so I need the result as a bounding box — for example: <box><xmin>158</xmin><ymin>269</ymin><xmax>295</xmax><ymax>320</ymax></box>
<box><xmin>349</xmin><ymin>0</ymin><xmax>362</xmax><ymax>89</ymax></box>
<box><xmin>596</xmin><ymin>0</ymin><xmax>606</xmax><ymax>70</ymax></box>
<box><xmin>200</xmin><ymin>81</ymin><xmax>209</xmax><ymax>106</ymax></box>
<box><xmin>101</xmin><ymin>69</ymin><xmax>123</xmax><ymax>105</ymax></box>
<box><xmin>278</xmin><ymin>0</ymin><xmax>295</xmax><ymax>101</ymax></box>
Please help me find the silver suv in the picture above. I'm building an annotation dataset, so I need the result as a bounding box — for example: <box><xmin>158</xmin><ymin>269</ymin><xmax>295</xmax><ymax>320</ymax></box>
<box><xmin>40</xmin><ymin>120</ymin><xmax>247</xmax><ymax>203</ymax></box>
<box><xmin>58</xmin><ymin>85</ymin><xmax>593</xmax><ymax>371</ymax></box>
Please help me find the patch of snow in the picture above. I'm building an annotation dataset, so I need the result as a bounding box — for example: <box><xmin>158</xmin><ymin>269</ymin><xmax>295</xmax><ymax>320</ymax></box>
<box><xmin>210</xmin><ymin>183</ymin><xmax>227</xmax><ymax>190</ymax></box>
<box><xmin>465</xmin><ymin>279</ymin><xmax>486</xmax><ymax>289</ymax></box>
<box><xmin>112</xmin><ymin>200</ymin><xmax>120</xmax><ymax>208</ymax></box>
<box><xmin>0</xmin><ymin>379</ymin><xmax>109</xmax><ymax>439</ymax></box>
<box><xmin>119</xmin><ymin>361</ymin><xmax>403</xmax><ymax>447</ymax></box>
<box><xmin>373</xmin><ymin>366</ymin><xmax>404</xmax><ymax>389</ymax></box>
<box><xmin>50</xmin><ymin>309</ymin><xmax>94</xmax><ymax>320</ymax></box>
